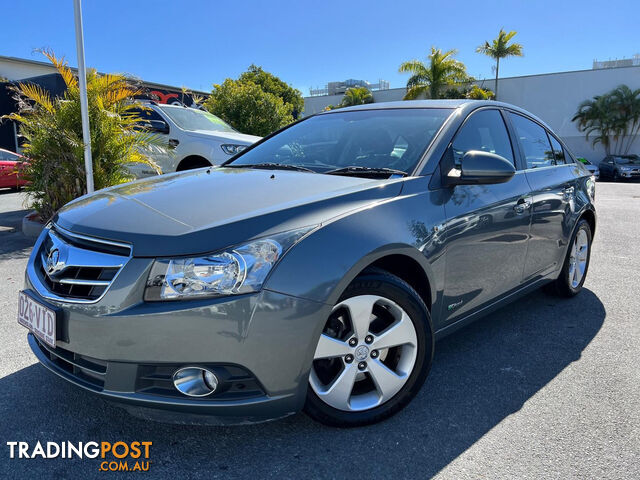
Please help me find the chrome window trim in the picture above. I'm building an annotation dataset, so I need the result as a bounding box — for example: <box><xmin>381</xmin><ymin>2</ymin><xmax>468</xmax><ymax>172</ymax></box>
<box><xmin>27</xmin><ymin>224</ymin><xmax>133</xmax><ymax>305</ymax></box>
<box><xmin>521</xmin><ymin>163</ymin><xmax>574</xmax><ymax>173</ymax></box>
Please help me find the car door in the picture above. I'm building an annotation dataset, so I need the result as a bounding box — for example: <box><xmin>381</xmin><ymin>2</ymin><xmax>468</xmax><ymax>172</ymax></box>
<box><xmin>600</xmin><ymin>157</ymin><xmax>613</xmax><ymax>178</ymax></box>
<box><xmin>0</xmin><ymin>150</ymin><xmax>18</xmax><ymax>188</ymax></box>
<box><xmin>507</xmin><ymin>112</ymin><xmax>577</xmax><ymax>281</ymax></box>
<box><xmin>440</xmin><ymin>108</ymin><xmax>532</xmax><ymax>323</ymax></box>
<box><xmin>128</xmin><ymin>107</ymin><xmax>173</xmax><ymax>177</ymax></box>
<box><xmin>0</xmin><ymin>160</ymin><xmax>12</xmax><ymax>188</ymax></box>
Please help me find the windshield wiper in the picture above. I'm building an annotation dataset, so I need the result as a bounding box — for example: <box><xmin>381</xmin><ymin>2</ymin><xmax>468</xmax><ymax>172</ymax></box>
<box><xmin>226</xmin><ymin>163</ymin><xmax>315</xmax><ymax>173</ymax></box>
<box><xmin>325</xmin><ymin>166</ymin><xmax>408</xmax><ymax>177</ymax></box>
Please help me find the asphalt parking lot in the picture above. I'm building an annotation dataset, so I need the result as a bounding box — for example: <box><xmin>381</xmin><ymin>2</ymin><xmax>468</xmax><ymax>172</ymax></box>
<box><xmin>0</xmin><ymin>182</ymin><xmax>638</xmax><ymax>479</ymax></box>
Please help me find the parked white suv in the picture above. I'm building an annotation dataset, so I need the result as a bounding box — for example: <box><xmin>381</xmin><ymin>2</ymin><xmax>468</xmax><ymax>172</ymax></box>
<box><xmin>127</xmin><ymin>102</ymin><xmax>261</xmax><ymax>177</ymax></box>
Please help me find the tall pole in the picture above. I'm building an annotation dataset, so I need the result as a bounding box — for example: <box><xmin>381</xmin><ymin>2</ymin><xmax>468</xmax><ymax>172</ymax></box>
<box><xmin>73</xmin><ymin>0</ymin><xmax>94</xmax><ymax>193</ymax></box>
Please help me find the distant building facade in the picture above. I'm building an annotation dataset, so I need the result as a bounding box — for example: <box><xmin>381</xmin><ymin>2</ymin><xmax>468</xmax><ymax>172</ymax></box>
<box><xmin>592</xmin><ymin>55</ymin><xmax>640</xmax><ymax>69</ymax></box>
<box><xmin>304</xmin><ymin>65</ymin><xmax>640</xmax><ymax>162</ymax></box>
<box><xmin>309</xmin><ymin>78</ymin><xmax>389</xmax><ymax>96</ymax></box>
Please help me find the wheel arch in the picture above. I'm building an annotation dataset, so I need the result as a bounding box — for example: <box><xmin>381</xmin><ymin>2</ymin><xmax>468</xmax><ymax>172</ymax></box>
<box><xmin>579</xmin><ymin>206</ymin><xmax>596</xmax><ymax>237</ymax></box>
<box><xmin>322</xmin><ymin>246</ymin><xmax>437</xmax><ymax>316</ymax></box>
<box><xmin>361</xmin><ymin>254</ymin><xmax>433</xmax><ymax>312</ymax></box>
<box><xmin>176</xmin><ymin>155</ymin><xmax>212</xmax><ymax>171</ymax></box>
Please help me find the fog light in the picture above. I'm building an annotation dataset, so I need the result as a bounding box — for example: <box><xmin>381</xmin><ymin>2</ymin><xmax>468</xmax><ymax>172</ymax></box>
<box><xmin>173</xmin><ymin>367</ymin><xmax>218</xmax><ymax>397</ymax></box>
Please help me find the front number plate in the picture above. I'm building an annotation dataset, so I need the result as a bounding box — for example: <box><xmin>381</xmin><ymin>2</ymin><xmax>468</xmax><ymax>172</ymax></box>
<box><xmin>17</xmin><ymin>291</ymin><xmax>56</xmax><ymax>348</ymax></box>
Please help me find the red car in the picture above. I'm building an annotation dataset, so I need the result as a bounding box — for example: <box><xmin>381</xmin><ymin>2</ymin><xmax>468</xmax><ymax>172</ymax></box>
<box><xmin>0</xmin><ymin>148</ymin><xmax>28</xmax><ymax>189</ymax></box>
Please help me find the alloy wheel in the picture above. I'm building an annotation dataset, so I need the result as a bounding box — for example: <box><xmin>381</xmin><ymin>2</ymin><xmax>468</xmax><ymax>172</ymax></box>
<box><xmin>568</xmin><ymin>229</ymin><xmax>589</xmax><ymax>288</ymax></box>
<box><xmin>309</xmin><ymin>295</ymin><xmax>418</xmax><ymax>412</ymax></box>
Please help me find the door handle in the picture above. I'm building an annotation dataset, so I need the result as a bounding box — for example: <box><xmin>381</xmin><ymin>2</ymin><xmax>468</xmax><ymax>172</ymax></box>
<box><xmin>514</xmin><ymin>196</ymin><xmax>532</xmax><ymax>214</ymax></box>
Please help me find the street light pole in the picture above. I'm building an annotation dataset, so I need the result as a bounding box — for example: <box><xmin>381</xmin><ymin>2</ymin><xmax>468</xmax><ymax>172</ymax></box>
<box><xmin>73</xmin><ymin>0</ymin><xmax>94</xmax><ymax>194</ymax></box>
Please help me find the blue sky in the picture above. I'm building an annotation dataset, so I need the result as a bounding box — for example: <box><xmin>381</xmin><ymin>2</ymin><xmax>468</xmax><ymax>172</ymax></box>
<box><xmin>3</xmin><ymin>0</ymin><xmax>639</xmax><ymax>95</ymax></box>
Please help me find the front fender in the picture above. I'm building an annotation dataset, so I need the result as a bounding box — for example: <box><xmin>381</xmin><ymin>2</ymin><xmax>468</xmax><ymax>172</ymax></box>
<box><xmin>264</xmin><ymin>177</ymin><xmax>447</xmax><ymax>322</ymax></box>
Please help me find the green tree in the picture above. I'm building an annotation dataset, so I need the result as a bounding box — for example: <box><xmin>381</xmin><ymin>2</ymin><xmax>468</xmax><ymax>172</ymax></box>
<box><xmin>4</xmin><ymin>51</ymin><xmax>162</xmax><ymax>219</ymax></box>
<box><xmin>204</xmin><ymin>79</ymin><xmax>293</xmax><ymax>136</ymax></box>
<box><xmin>239</xmin><ymin>65</ymin><xmax>304</xmax><ymax>118</ymax></box>
<box><xmin>476</xmin><ymin>29</ymin><xmax>523</xmax><ymax>100</ymax></box>
<box><xmin>399</xmin><ymin>47</ymin><xmax>469</xmax><ymax>100</ymax></box>
<box><xmin>340</xmin><ymin>86</ymin><xmax>374</xmax><ymax>107</ymax></box>
<box><xmin>573</xmin><ymin>85</ymin><xmax>640</xmax><ymax>155</ymax></box>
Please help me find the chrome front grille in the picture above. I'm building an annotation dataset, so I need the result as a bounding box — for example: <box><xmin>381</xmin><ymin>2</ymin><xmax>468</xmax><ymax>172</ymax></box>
<box><xmin>33</xmin><ymin>225</ymin><xmax>132</xmax><ymax>303</ymax></box>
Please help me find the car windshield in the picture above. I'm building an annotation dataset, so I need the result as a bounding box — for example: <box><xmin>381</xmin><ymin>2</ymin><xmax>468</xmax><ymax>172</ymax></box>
<box><xmin>227</xmin><ymin>108</ymin><xmax>452</xmax><ymax>175</ymax></box>
<box><xmin>0</xmin><ymin>150</ymin><xmax>21</xmax><ymax>161</ymax></box>
<box><xmin>158</xmin><ymin>106</ymin><xmax>236</xmax><ymax>133</ymax></box>
<box><xmin>613</xmin><ymin>156</ymin><xmax>640</xmax><ymax>165</ymax></box>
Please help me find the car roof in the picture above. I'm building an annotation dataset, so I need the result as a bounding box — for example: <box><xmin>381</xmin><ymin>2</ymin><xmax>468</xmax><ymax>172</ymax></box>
<box><xmin>154</xmin><ymin>103</ymin><xmax>201</xmax><ymax>111</ymax></box>
<box><xmin>134</xmin><ymin>100</ymin><xmax>200</xmax><ymax>111</ymax></box>
<box><xmin>326</xmin><ymin>99</ymin><xmax>476</xmax><ymax>111</ymax></box>
<box><xmin>318</xmin><ymin>99</ymin><xmax>554</xmax><ymax>133</ymax></box>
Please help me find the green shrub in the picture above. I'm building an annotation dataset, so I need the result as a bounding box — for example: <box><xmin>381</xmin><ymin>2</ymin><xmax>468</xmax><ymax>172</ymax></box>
<box><xmin>239</xmin><ymin>65</ymin><xmax>304</xmax><ymax>119</ymax></box>
<box><xmin>204</xmin><ymin>79</ymin><xmax>293</xmax><ymax>136</ymax></box>
<box><xmin>466</xmin><ymin>85</ymin><xmax>495</xmax><ymax>100</ymax></box>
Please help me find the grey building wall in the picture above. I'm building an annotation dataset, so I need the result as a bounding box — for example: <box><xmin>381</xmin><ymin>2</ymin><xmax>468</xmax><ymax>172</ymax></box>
<box><xmin>304</xmin><ymin>66</ymin><xmax>640</xmax><ymax>162</ymax></box>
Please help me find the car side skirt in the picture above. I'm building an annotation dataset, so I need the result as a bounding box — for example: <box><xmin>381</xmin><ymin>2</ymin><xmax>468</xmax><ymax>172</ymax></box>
<box><xmin>434</xmin><ymin>275</ymin><xmax>556</xmax><ymax>341</ymax></box>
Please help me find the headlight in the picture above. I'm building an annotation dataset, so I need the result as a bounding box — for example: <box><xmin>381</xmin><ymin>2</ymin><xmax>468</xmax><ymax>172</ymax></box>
<box><xmin>144</xmin><ymin>227</ymin><xmax>315</xmax><ymax>301</ymax></box>
<box><xmin>586</xmin><ymin>176</ymin><xmax>596</xmax><ymax>200</ymax></box>
<box><xmin>221</xmin><ymin>144</ymin><xmax>248</xmax><ymax>155</ymax></box>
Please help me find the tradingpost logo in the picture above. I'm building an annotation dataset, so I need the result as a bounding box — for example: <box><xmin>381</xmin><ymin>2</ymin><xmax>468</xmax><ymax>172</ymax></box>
<box><xmin>6</xmin><ymin>441</ymin><xmax>152</xmax><ymax>472</ymax></box>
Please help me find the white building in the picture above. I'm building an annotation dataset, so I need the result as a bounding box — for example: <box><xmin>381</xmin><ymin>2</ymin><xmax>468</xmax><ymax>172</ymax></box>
<box><xmin>304</xmin><ymin>65</ymin><xmax>640</xmax><ymax>162</ymax></box>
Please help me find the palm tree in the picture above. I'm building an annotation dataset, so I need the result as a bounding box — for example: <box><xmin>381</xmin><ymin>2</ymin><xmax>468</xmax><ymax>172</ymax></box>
<box><xmin>609</xmin><ymin>85</ymin><xmax>640</xmax><ymax>154</ymax></box>
<box><xmin>339</xmin><ymin>86</ymin><xmax>374</xmax><ymax>107</ymax></box>
<box><xmin>476</xmin><ymin>29</ymin><xmax>523</xmax><ymax>100</ymax></box>
<box><xmin>573</xmin><ymin>85</ymin><xmax>640</xmax><ymax>155</ymax></box>
<box><xmin>399</xmin><ymin>47</ymin><xmax>469</xmax><ymax>100</ymax></box>
<box><xmin>573</xmin><ymin>95</ymin><xmax>615</xmax><ymax>155</ymax></box>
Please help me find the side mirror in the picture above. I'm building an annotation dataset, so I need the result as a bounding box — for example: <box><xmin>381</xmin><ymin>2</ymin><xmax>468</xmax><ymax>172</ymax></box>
<box><xmin>447</xmin><ymin>150</ymin><xmax>515</xmax><ymax>185</ymax></box>
<box><xmin>147</xmin><ymin>120</ymin><xmax>170</xmax><ymax>134</ymax></box>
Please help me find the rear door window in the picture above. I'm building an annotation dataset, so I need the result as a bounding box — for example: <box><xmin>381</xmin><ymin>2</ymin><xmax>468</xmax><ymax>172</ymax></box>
<box><xmin>548</xmin><ymin>134</ymin><xmax>566</xmax><ymax>165</ymax></box>
<box><xmin>127</xmin><ymin>107</ymin><xmax>168</xmax><ymax>130</ymax></box>
<box><xmin>510</xmin><ymin>113</ymin><xmax>555</xmax><ymax>169</ymax></box>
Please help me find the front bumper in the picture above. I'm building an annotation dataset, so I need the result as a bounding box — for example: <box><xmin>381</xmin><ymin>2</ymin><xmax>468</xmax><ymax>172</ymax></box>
<box><xmin>24</xmin><ymin>229</ymin><xmax>330</xmax><ymax>423</ymax></box>
<box><xmin>24</xmin><ymin>287</ymin><xmax>329</xmax><ymax>423</ymax></box>
<box><xmin>28</xmin><ymin>332</ymin><xmax>301</xmax><ymax>424</ymax></box>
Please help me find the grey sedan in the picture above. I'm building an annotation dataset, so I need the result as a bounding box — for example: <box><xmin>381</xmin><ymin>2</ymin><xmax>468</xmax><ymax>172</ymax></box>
<box><xmin>18</xmin><ymin>100</ymin><xmax>596</xmax><ymax>427</ymax></box>
<box><xmin>598</xmin><ymin>155</ymin><xmax>640</xmax><ymax>181</ymax></box>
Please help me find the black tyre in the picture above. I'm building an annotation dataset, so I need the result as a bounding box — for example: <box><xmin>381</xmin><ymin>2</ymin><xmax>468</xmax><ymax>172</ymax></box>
<box><xmin>613</xmin><ymin>170</ymin><xmax>620</xmax><ymax>181</ymax></box>
<box><xmin>544</xmin><ymin>219</ymin><xmax>592</xmax><ymax>297</ymax></box>
<box><xmin>304</xmin><ymin>269</ymin><xmax>434</xmax><ymax>427</ymax></box>
<box><xmin>177</xmin><ymin>157</ymin><xmax>211</xmax><ymax>171</ymax></box>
